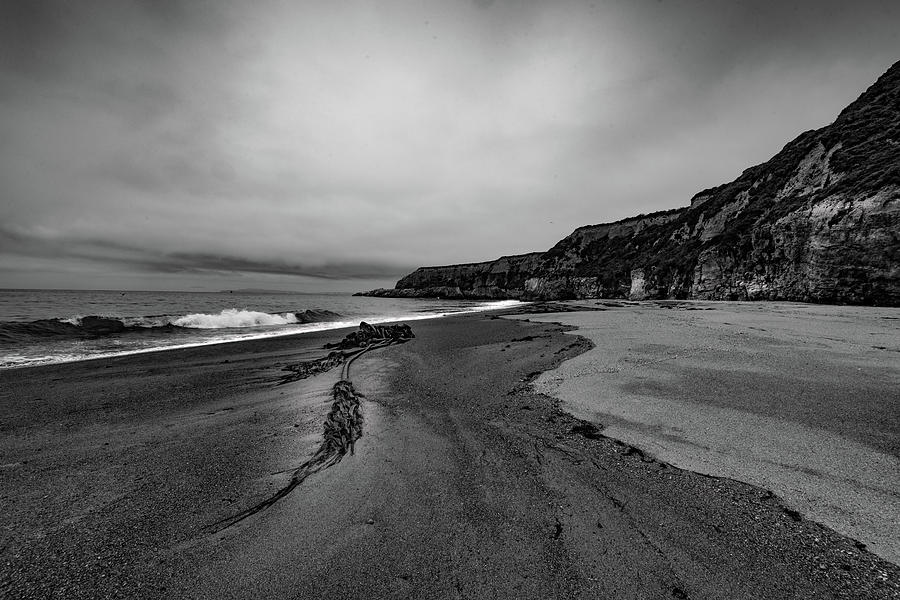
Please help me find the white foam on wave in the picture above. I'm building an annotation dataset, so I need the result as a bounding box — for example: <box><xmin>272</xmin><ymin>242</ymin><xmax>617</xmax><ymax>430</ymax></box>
<box><xmin>1</xmin><ymin>300</ymin><xmax>528</xmax><ymax>369</ymax></box>
<box><xmin>172</xmin><ymin>308</ymin><xmax>299</xmax><ymax>329</ymax></box>
<box><xmin>54</xmin><ymin>309</ymin><xmax>301</xmax><ymax>329</ymax></box>
<box><xmin>0</xmin><ymin>320</ymin><xmax>358</xmax><ymax>369</ymax></box>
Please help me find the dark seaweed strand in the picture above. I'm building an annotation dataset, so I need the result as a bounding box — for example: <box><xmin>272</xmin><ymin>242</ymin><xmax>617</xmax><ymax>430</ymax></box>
<box><xmin>212</xmin><ymin>327</ymin><xmax>412</xmax><ymax>531</ymax></box>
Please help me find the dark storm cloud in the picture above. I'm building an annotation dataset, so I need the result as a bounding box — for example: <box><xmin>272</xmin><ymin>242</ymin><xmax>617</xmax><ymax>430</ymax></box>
<box><xmin>0</xmin><ymin>225</ymin><xmax>411</xmax><ymax>281</ymax></box>
<box><xmin>161</xmin><ymin>254</ymin><xmax>412</xmax><ymax>280</ymax></box>
<box><xmin>1</xmin><ymin>0</ymin><xmax>898</xmax><ymax>290</ymax></box>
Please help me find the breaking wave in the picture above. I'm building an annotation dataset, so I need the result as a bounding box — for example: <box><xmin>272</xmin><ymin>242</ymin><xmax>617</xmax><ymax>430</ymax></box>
<box><xmin>173</xmin><ymin>309</ymin><xmax>300</xmax><ymax>328</ymax></box>
<box><xmin>0</xmin><ymin>299</ymin><xmax>526</xmax><ymax>368</ymax></box>
<box><xmin>0</xmin><ymin>308</ymin><xmax>343</xmax><ymax>344</ymax></box>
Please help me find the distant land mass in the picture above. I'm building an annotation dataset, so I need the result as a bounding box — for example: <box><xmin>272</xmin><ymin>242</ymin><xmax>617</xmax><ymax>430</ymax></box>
<box><xmin>361</xmin><ymin>60</ymin><xmax>900</xmax><ymax>306</ymax></box>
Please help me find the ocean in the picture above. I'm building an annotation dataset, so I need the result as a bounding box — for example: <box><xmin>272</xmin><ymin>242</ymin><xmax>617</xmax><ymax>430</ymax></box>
<box><xmin>0</xmin><ymin>289</ymin><xmax>522</xmax><ymax>369</ymax></box>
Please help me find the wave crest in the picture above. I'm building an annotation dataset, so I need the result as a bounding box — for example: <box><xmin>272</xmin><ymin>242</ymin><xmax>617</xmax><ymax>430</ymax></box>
<box><xmin>173</xmin><ymin>309</ymin><xmax>299</xmax><ymax>329</ymax></box>
<box><xmin>0</xmin><ymin>308</ymin><xmax>344</xmax><ymax>345</ymax></box>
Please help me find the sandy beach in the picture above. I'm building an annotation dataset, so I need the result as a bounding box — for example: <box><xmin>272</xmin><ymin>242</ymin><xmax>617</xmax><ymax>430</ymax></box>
<box><xmin>512</xmin><ymin>300</ymin><xmax>900</xmax><ymax>564</ymax></box>
<box><xmin>1</xmin><ymin>307</ymin><xmax>898</xmax><ymax>599</ymax></box>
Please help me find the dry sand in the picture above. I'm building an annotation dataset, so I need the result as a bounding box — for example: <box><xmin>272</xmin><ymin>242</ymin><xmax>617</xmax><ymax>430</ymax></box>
<box><xmin>2</xmin><ymin>310</ymin><xmax>898</xmax><ymax>599</ymax></box>
<box><xmin>509</xmin><ymin>300</ymin><xmax>900</xmax><ymax>564</ymax></box>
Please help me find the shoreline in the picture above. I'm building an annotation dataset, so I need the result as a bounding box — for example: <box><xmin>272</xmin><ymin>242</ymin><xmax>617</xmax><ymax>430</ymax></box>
<box><xmin>0</xmin><ymin>300</ymin><xmax>525</xmax><ymax>371</ymax></box>
<box><xmin>508</xmin><ymin>299</ymin><xmax>900</xmax><ymax>565</ymax></box>
<box><xmin>1</xmin><ymin>308</ymin><xmax>898</xmax><ymax>598</ymax></box>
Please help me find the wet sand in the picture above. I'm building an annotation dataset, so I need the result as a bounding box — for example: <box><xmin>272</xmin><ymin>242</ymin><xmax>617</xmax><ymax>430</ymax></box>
<box><xmin>511</xmin><ymin>300</ymin><xmax>900</xmax><ymax>564</ymax></box>
<box><xmin>0</xmin><ymin>328</ymin><xmax>352</xmax><ymax>598</ymax></box>
<box><xmin>1</xmin><ymin>310</ymin><xmax>898</xmax><ymax>599</ymax></box>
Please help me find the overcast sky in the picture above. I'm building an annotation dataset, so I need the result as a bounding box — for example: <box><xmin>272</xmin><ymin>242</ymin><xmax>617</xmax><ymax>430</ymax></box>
<box><xmin>1</xmin><ymin>0</ymin><xmax>897</xmax><ymax>291</ymax></box>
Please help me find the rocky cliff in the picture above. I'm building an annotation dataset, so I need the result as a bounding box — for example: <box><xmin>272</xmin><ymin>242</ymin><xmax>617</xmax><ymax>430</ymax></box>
<box><xmin>361</xmin><ymin>61</ymin><xmax>900</xmax><ymax>305</ymax></box>
<box><xmin>363</xmin><ymin>253</ymin><xmax>544</xmax><ymax>299</ymax></box>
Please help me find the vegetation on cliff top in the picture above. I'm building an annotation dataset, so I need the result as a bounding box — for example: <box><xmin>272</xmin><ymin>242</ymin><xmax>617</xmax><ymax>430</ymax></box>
<box><xmin>370</xmin><ymin>61</ymin><xmax>900</xmax><ymax>305</ymax></box>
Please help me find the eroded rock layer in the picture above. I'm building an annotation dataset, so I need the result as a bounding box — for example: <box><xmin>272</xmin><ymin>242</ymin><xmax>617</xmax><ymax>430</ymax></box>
<box><xmin>360</xmin><ymin>60</ymin><xmax>900</xmax><ymax>306</ymax></box>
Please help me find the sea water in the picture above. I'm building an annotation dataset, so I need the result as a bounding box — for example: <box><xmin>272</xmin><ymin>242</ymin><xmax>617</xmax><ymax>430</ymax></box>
<box><xmin>0</xmin><ymin>289</ymin><xmax>523</xmax><ymax>368</ymax></box>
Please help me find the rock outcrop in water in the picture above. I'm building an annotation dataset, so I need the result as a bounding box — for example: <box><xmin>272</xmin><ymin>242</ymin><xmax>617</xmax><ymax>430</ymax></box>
<box><xmin>293</xmin><ymin>309</ymin><xmax>343</xmax><ymax>323</ymax></box>
<box><xmin>360</xmin><ymin>61</ymin><xmax>900</xmax><ymax>306</ymax></box>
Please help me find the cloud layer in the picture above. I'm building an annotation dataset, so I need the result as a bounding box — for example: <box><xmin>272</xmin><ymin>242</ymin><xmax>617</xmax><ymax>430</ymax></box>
<box><xmin>1</xmin><ymin>0</ymin><xmax>898</xmax><ymax>290</ymax></box>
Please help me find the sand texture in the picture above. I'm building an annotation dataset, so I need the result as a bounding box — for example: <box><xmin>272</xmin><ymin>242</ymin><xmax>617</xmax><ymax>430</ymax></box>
<box><xmin>511</xmin><ymin>300</ymin><xmax>900</xmax><ymax>564</ymax></box>
<box><xmin>1</xmin><ymin>311</ymin><xmax>898</xmax><ymax>598</ymax></box>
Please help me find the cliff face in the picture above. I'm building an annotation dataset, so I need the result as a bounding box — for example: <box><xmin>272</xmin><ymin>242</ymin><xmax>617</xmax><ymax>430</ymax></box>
<box><xmin>364</xmin><ymin>253</ymin><xmax>544</xmax><ymax>299</ymax></box>
<box><xmin>361</xmin><ymin>61</ymin><xmax>900</xmax><ymax>305</ymax></box>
